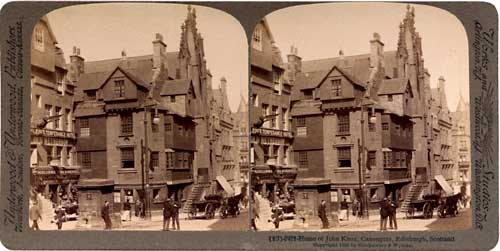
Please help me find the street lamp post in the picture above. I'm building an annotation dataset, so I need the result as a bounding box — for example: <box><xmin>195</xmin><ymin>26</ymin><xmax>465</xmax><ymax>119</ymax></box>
<box><xmin>142</xmin><ymin>98</ymin><xmax>159</xmax><ymax>221</ymax></box>
<box><xmin>359</xmin><ymin>100</ymin><xmax>375</xmax><ymax>219</ymax></box>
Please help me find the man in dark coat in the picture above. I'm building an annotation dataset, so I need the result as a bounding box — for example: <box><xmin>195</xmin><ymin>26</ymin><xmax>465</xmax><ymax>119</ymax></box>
<box><xmin>54</xmin><ymin>205</ymin><xmax>65</xmax><ymax>230</ymax></box>
<box><xmin>172</xmin><ymin>200</ymin><xmax>180</xmax><ymax>230</ymax></box>
<box><xmin>318</xmin><ymin>200</ymin><xmax>329</xmax><ymax>229</ymax></box>
<box><xmin>163</xmin><ymin>199</ymin><xmax>174</xmax><ymax>231</ymax></box>
<box><xmin>379</xmin><ymin>198</ymin><xmax>390</xmax><ymax>230</ymax></box>
<box><xmin>388</xmin><ymin>198</ymin><xmax>398</xmax><ymax>230</ymax></box>
<box><xmin>101</xmin><ymin>200</ymin><xmax>112</xmax><ymax>230</ymax></box>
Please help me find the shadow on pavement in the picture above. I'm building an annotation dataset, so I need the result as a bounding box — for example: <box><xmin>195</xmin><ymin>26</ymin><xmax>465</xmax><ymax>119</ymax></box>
<box><xmin>206</xmin><ymin>210</ymin><xmax>249</xmax><ymax>231</ymax></box>
<box><xmin>424</xmin><ymin>208</ymin><xmax>472</xmax><ymax>231</ymax></box>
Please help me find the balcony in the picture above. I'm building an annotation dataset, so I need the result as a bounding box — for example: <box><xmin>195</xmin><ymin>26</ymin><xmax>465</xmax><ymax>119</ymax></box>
<box><xmin>31</xmin><ymin>128</ymin><xmax>76</xmax><ymax>139</ymax></box>
<box><xmin>165</xmin><ymin>169</ymin><xmax>193</xmax><ymax>185</ymax></box>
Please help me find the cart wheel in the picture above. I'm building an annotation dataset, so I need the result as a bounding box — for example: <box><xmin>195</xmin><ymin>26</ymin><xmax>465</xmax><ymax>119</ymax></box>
<box><xmin>205</xmin><ymin>203</ymin><xmax>214</xmax><ymax>219</ymax></box>
<box><xmin>405</xmin><ymin>206</ymin><xmax>414</xmax><ymax>219</ymax></box>
<box><xmin>423</xmin><ymin>202</ymin><xmax>432</xmax><ymax>218</ymax></box>
<box><xmin>437</xmin><ymin>206</ymin><xmax>445</xmax><ymax>218</ymax></box>
<box><xmin>188</xmin><ymin>208</ymin><xmax>196</xmax><ymax>219</ymax></box>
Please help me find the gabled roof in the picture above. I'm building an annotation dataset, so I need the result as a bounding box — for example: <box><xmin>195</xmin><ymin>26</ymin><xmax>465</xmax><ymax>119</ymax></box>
<box><xmin>160</xmin><ymin>79</ymin><xmax>192</xmax><ymax>96</ymax></box>
<box><xmin>378</xmin><ymin>78</ymin><xmax>410</xmax><ymax>95</ymax></box>
<box><xmin>301</xmin><ymin>50</ymin><xmax>398</xmax><ymax>80</ymax></box>
<box><xmin>291</xmin><ymin>63</ymin><xmax>367</xmax><ymax>101</ymax></box>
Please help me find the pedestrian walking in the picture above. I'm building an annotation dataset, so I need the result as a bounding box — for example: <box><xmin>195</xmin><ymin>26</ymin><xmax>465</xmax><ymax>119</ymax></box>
<box><xmin>340</xmin><ymin>198</ymin><xmax>349</xmax><ymax>221</ymax></box>
<box><xmin>318</xmin><ymin>200</ymin><xmax>329</xmax><ymax>229</ymax></box>
<box><xmin>54</xmin><ymin>204</ymin><xmax>65</xmax><ymax>230</ymax></box>
<box><xmin>352</xmin><ymin>199</ymin><xmax>360</xmax><ymax>218</ymax></box>
<box><xmin>101</xmin><ymin>200</ymin><xmax>112</xmax><ymax>230</ymax></box>
<box><xmin>379</xmin><ymin>197</ymin><xmax>390</xmax><ymax>230</ymax></box>
<box><xmin>388</xmin><ymin>198</ymin><xmax>398</xmax><ymax>230</ymax></box>
<box><xmin>172</xmin><ymin>200</ymin><xmax>180</xmax><ymax>230</ymax></box>
<box><xmin>250</xmin><ymin>193</ymin><xmax>260</xmax><ymax>231</ymax></box>
<box><xmin>163</xmin><ymin>199</ymin><xmax>173</xmax><ymax>231</ymax></box>
<box><xmin>29</xmin><ymin>201</ymin><xmax>42</xmax><ymax>230</ymax></box>
<box><xmin>122</xmin><ymin>199</ymin><xmax>132</xmax><ymax>221</ymax></box>
<box><xmin>135</xmin><ymin>199</ymin><xmax>141</xmax><ymax>218</ymax></box>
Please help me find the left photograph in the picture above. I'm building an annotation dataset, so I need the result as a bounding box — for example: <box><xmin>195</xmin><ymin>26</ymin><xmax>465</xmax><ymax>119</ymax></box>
<box><xmin>29</xmin><ymin>3</ymin><xmax>249</xmax><ymax>231</ymax></box>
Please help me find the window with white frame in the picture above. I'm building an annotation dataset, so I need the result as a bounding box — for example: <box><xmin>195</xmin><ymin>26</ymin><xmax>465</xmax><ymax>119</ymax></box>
<box><xmin>252</xmin><ymin>26</ymin><xmax>262</xmax><ymax>51</ymax></box>
<box><xmin>34</xmin><ymin>27</ymin><xmax>44</xmax><ymax>51</ymax></box>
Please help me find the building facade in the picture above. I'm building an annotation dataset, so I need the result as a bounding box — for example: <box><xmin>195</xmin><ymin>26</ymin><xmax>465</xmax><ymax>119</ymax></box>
<box><xmin>282</xmin><ymin>6</ymin><xmax>449</xmax><ymax>211</ymax></box>
<box><xmin>250</xmin><ymin>18</ymin><xmax>296</xmax><ymax>196</ymax></box>
<box><xmin>71</xmin><ymin>7</ymin><xmax>220</xmax><ymax>212</ymax></box>
<box><xmin>30</xmin><ymin>16</ymin><xmax>79</xmax><ymax>203</ymax></box>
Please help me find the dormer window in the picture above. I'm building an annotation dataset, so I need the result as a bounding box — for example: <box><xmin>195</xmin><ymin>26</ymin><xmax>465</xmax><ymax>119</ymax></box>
<box><xmin>34</xmin><ymin>27</ymin><xmax>44</xmax><ymax>52</ymax></box>
<box><xmin>303</xmin><ymin>90</ymin><xmax>313</xmax><ymax>99</ymax></box>
<box><xmin>331</xmin><ymin>79</ymin><xmax>341</xmax><ymax>96</ymax></box>
<box><xmin>252</xmin><ymin>26</ymin><xmax>262</xmax><ymax>51</ymax></box>
<box><xmin>86</xmin><ymin>90</ymin><xmax>96</xmax><ymax>100</ymax></box>
<box><xmin>113</xmin><ymin>80</ymin><xmax>125</xmax><ymax>98</ymax></box>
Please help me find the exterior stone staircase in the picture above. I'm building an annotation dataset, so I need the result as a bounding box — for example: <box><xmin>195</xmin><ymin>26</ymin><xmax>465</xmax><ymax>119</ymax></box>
<box><xmin>182</xmin><ymin>183</ymin><xmax>210</xmax><ymax>213</ymax></box>
<box><xmin>400</xmin><ymin>183</ymin><xmax>427</xmax><ymax>213</ymax></box>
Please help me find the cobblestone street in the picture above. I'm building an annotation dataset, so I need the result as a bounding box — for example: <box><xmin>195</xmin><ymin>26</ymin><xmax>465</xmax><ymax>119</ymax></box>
<box><xmin>255</xmin><ymin>208</ymin><xmax>471</xmax><ymax>232</ymax></box>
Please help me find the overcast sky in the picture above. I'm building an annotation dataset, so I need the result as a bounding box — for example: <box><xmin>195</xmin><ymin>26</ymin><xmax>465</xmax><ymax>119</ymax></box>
<box><xmin>266</xmin><ymin>2</ymin><xmax>469</xmax><ymax>111</ymax></box>
<box><xmin>47</xmin><ymin>3</ymin><xmax>247</xmax><ymax>112</ymax></box>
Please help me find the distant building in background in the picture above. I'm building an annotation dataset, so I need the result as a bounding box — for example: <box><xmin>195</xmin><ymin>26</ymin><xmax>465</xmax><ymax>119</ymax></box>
<box><xmin>428</xmin><ymin>76</ymin><xmax>454</xmax><ymax>195</ymax></box>
<box><xmin>250</xmin><ymin>18</ymin><xmax>296</xmax><ymax>196</ymax></box>
<box><xmin>30</xmin><ymin>16</ymin><xmax>79</xmax><ymax>203</ymax></box>
<box><xmin>232</xmin><ymin>96</ymin><xmax>249</xmax><ymax>189</ymax></box>
<box><xmin>451</xmin><ymin>94</ymin><xmax>471</xmax><ymax>200</ymax></box>
<box><xmin>209</xmin><ymin>77</ymin><xmax>238</xmax><ymax>195</ymax></box>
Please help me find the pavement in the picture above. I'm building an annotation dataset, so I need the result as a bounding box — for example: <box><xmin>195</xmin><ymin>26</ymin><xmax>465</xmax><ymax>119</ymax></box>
<box><xmin>35</xmin><ymin>208</ymin><xmax>249</xmax><ymax>231</ymax></box>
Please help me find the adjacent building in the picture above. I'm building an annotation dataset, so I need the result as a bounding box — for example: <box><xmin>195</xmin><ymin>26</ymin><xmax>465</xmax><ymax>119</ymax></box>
<box><xmin>30</xmin><ymin>16</ymin><xmax>79</xmax><ymax>203</ymax></box>
<box><xmin>250</xmin><ymin>18</ymin><xmax>296</xmax><ymax>196</ymax></box>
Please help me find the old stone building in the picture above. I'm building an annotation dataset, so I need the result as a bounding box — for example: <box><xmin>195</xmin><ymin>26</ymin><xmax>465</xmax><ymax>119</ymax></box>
<box><xmin>451</xmin><ymin>94</ymin><xmax>471</xmax><ymax>199</ymax></box>
<box><xmin>30</xmin><ymin>16</ymin><xmax>79</xmax><ymax>203</ymax></box>
<box><xmin>250</xmin><ymin>18</ymin><xmax>296</xmax><ymax>196</ymax></box>
<box><xmin>284</xmin><ymin>6</ymin><xmax>440</xmax><ymax>212</ymax></box>
<box><xmin>71</xmin><ymin>7</ymin><xmax>220</xmax><ymax>214</ymax></box>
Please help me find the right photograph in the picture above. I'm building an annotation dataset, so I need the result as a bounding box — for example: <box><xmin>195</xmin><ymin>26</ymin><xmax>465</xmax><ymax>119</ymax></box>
<box><xmin>249</xmin><ymin>3</ymin><xmax>471</xmax><ymax>231</ymax></box>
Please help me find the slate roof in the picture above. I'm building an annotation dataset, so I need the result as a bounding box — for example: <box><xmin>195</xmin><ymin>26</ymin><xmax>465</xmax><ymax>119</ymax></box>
<box><xmin>378</xmin><ymin>78</ymin><xmax>409</xmax><ymax>95</ymax></box>
<box><xmin>290</xmin><ymin>100</ymin><xmax>322</xmax><ymax>116</ymax></box>
<box><xmin>160</xmin><ymin>79</ymin><xmax>192</xmax><ymax>96</ymax></box>
<box><xmin>75</xmin><ymin>52</ymin><xmax>180</xmax><ymax>101</ymax></box>
<box><xmin>301</xmin><ymin>51</ymin><xmax>398</xmax><ymax>78</ymax></box>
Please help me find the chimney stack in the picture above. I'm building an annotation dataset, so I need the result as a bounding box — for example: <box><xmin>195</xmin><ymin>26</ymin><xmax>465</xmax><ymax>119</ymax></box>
<box><xmin>287</xmin><ymin>45</ymin><xmax>302</xmax><ymax>83</ymax></box>
<box><xmin>370</xmin><ymin>32</ymin><xmax>384</xmax><ymax>68</ymax></box>
<box><xmin>152</xmin><ymin>33</ymin><xmax>167</xmax><ymax>70</ymax></box>
<box><xmin>69</xmin><ymin>46</ymin><xmax>84</xmax><ymax>83</ymax></box>
<box><xmin>220</xmin><ymin>76</ymin><xmax>227</xmax><ymax>94</ymax></box>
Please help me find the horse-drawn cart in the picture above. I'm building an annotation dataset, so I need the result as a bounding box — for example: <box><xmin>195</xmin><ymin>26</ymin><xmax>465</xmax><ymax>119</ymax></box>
<box><xmin>188</xmin><ymin>195</ymin><xmax>222</xmax><ymax>220</ymax></box>
<box><xmin>405</xmin><ymin>194</ymin><xmax>440</xmax><ymax>219</ymax></box>
<box><xmin>437</xmin><ymin>192</ymin><xmax>462</xmax><ymax>218</ymax></box>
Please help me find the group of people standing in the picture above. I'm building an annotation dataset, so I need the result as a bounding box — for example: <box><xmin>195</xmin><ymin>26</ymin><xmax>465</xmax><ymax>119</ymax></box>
<box><xmin>379</xmin><ymin>197</ymin><xmax>398</xmax><ymax>230</ymax></box>
<box><xmin>163</xmin><ymin>198</ymin><xmax>180</xmax><ymax>231</ymax></box>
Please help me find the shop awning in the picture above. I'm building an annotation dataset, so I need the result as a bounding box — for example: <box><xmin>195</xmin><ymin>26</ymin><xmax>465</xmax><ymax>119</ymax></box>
<box><xmin>216</xmin><ymin>176</ymin><xmax>235</xmax><ymax>196</ymax></box>
<box><xmin>434</xmin><ymin>175</ymin><xmax>454</xmax><ymax>195</ymax></box>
